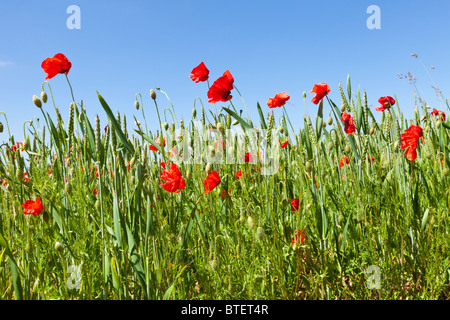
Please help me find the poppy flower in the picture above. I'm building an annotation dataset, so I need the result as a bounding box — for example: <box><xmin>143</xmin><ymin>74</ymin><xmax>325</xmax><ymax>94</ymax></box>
<box><xmin>267</xmin><ymin>92</ymin><xmax>290</xmax><ymax>108</ymax></box>
<box><xmin>431</xmin><ymin>108</ymin><xmax>446</xmax><ymax>121</ymax></box>
<box><xmin>281</xmin><ymin>139</ymin><xmax>289</xmax><ymax>148</ymax></box>
<box><xmin>220</xmin><ymin>190</ymin><xmax>231</xmax><ymax>198</ymax></box>
<box><xmin>150</xmin><ymin>136</ymin><xmax>165</xmax><ymax>151</ymax></box>
<box><xmin>94</xmin><ymin>188</ymin><xmax>98</xmax><ymax>195</ymax></box>
<box><xmin>310</xmin><ymin>83</ymin><xmax>330</xmax><ymax>105</ymax></box>
<box><xmin>22</xmin><ymin>197</ymin><xmax>44</xmax><ymax>216</ymax></box>
<box><xmin>236</xmin><ymin>170</ymin><xmax>242</xmax><ymax>179</ymax></box>
<box><xmin>244</xmin><ymin>152</ymin><xmax>253</xmax><ymax>163</ymax></box>
<box><xmin>203</xmin><ymin>170</ymin><xmax>221</xmax><ymax>194</ymax></box>
<box><xmin>291</xmin><ymin>199</ymin><xmax>300</xmax><ymax>212</ymax></box>
<box><xmin>190</xmin><ymin>62</ymin><xmax>209</xmax><ymax>83</ymax></box>
<box><xmin>364</xmin><ymin>155</ymin><xmax>375</xmax><ymax>162</ymax></box>
<box><xmin>339</xmin><ymin>155</ymin><xmax>350</xmax><ymax>167</ymax></box>
<box><xmin>23</xmin><ymin>172</ymin><xmax>29</xmax><ymax>183</ymax></box>
<box><xmin>160</xmin><ymin>163</ymin><xmax>186</xmax><ymax>193</ymax></box>
<box><xmin>341</xmin><ymin>112</ymin><xmax>356</xmax><ymax>135</ymax></box>
<box><xmin>375</xmin><ymin>96</ymin><xmax>395</xmax><ymax>112</ymax></box>
<box><xmin>292</xmin><ymin>230</ymin><xmax>305</xmax><ymax>244</ymax></box>
<box><xmin>41</xmin><ymin>53</ymin><xmax>72</xmax><ymax>80</ymax></box>
<box><xmin>401</xmin><ymin>125</ymin><xmax>423</xmax><ymax>161</ymax></box>
<box><xmin>207</xmin><ymin>70</ymin><xmax>234</xmax><ymax>103</ymax></box>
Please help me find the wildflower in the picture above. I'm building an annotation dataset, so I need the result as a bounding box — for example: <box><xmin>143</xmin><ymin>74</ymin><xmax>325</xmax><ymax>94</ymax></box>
<box><xmin>281</xmin><ymin>139</ymin><xmax>289</xmax><ymax>148</ymax></box>
<box><xmin>160</xmin><ymin>163</ymin><xmax>186</xmax><ymax>193</ymax></box>
<box><xmin>375</xmin><ymin>96</ymin><xmax>395</xmax><ymax>112</ymax></box>
<box><xmin>189</xmin><ymin>62</ymin><xmax>209</xmax><ymax>83</ymax></box>
<box><xmin>23</xmin><ymin>173</ymin><xmax>29</xmax><ymax>183</ymax></box>
<box><xmin>94</xmin><ymin>188</ymin><xmax>98</xmax><ymax>195</ymax></box>
<box><xmin>290</xmin><ymin>199</ymin><xmax>300</xmax><ymax>212</ymax></box>
<box><xmin>431</xmin><ymin>108</ymin><xmax>446</xmax><ymax>121</ymax></box>
<box><xmin>41</xmin><ymin>53</ymin><xmax>72</xmax><ymax>80</ymax></box>
<box><xmin>22</xmin><ymin>197</ymin><xmax>44</xmax><ymax>216</ymax></box>
<box><xmin>339</xmin><ymin>155</ymin><xmax>350</xmax><ymax>167</ymax></box>
<box><xmin>364</xmin><ymin>155</ymin><xmax>375</xmax><ymax>162</ymax></box>
<box><xmin>267</xmin><ymin>92</ymin><xmax>290</xmax><ymax>108</ymax></box>
<box><xmin>236</xmin><ymin>170</ymin><xmax>243</xmax><ymax>179</ymax></box>
<box><xmin>149</xmin><ymin>136</ymin><xmax>165</xmax><ymax>151</ymax></box>
<box><xmin>207</xmin><ymin>70</ymin><xmax>234</xmax><ymax>103</ymax></box>
<box><xmin>310</xmin><ymin>83</ymin><xmax>330</xmax><ymax>105</ymax></box>
<box><xmin>244</xmin><ymin>152</ymin><xmax>253</xmax><ymax>163</ymax></box>
<box><xmin>292</xmin><ymin>230</ymin><xmax>305</xmax><ymax>244</ymax></box>
<box><xmin>341</xmin><ymin>112</ymin><xmax>356</xmax><ymax>134</ymax></box>
<box><xmin>401</xmin><ymin>125</ymin><xmax>423</xmax><ymax>161</ymax></box>
<box><xmin>203</xmin><ymin>170</ymin><xmax>221</xmax><ymax>194</ymax></box>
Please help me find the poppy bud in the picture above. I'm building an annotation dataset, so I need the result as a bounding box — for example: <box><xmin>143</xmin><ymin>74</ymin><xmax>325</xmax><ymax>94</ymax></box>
<box><xmin>305</xmin><ymin>161</ymin><xmax>312</xmax><ymax>173</ymax></box>
<box><xmin>41</xmin><ymin>91</ymin><xmax>48</xmax><ymax>103</ymax></box>
<box><xmin>370</xmin><ymin>127</ymin><xmax>376</xmax><ymax>135</ymax></box>
<box><xmin>33</xmin><ymin>95</ymin><xmax>42</xmax><ymax>108</ymax></box>
<box><xmin>192</xmin><ymin>108</ymin><xmax>197</xmax><ymax>119</ymax></box>
<box><xmin>327</xmin><ymin>141</ymin><xmax>334</xmax><ymax>151</ymax></box>
<box><xmin>150</xmin><ymin>89</ymin><xmax>157</xmax><ymax>100</ymax></box>
<box><xmin>55</xmin><ymin>242</ymin><xmax>63</xmax><ymax>253</ymax></box>
<box><xmin>341</xmin><ymin>104</ymin><xmax>346</xmax><ymax>112</ymax></box>
<box><xmin>345</xmin><ymin>145</ymin><xmax>351</xmax><ymax>154</ymax></box>
<box><xmin>65</xmin><ymin>182</ymin><xmax>73</xmax><ymax>195</ymax></box>
<box><xmin>23</xmin><ymin>139</ymin><xmax>29</xmax><ymax>151</ymax></box>
<box><xmin>256</xmin><ymin>227</ymin><xmax>265</xmax><ymax>241</ymax></box>
<box><xmin>393</xmin><ymin>141</ymin><xmax>399</xmax><ymax>149</ymax></box>
<box><xmin>216</xmin><ymin>122</ymin><xmax>223</xmax><ymax>132</ymax></box>
<box><xmin>247</xmin><ymin>216</ymin><xmax>254</xmax><ymax>229</ymax></box>
<box><xmin>210</xmin><ymin>259</ymin><xmax>218</xmax><ymax>271</ymax></box>
<box><xmin>443</xmin><ymin>168</ymin><xmax>449</xmax><ymax>176</ymax></box>
<box><xmin>436</xmin><ymin>120</ymin><xmax>441</xmax><ymax>128</ymax></box>
<box><xmin>186</xmin><ymin>170</ymin><xmax>191</xmax><ymax>180</ymax></box>
<box><xmin>162</xmin><ymin>122</ymin><xmax>168</xmax><ymax>131</ymax></box>
<box><xmin>205</xmin><ymin>163</ymin><xmax>212</xmax><ymax>175</ymax></box>
<box><xmin>327</xmin><ymin>116</ymin><xmax>333</xmax><ymax>126</ymax></box>
<box><xmin>16</xmin><ymin>170</ymin><xmax>24</xmax><ymax>181</ymax></box>
<box><xmin>277</xmin><ymin>125</ymin><xmax>284</xmax><ymax>134</ymax></box>
<box><xmin>0</xmin><ymin>122</ymin><xmax>3</xmax><ymax>133</ymax></box>
<box><xmin>209</xmin><ymin>145</ymin><xmax>215</xmax><ymax>157</ymax></box>
<box><xmin>303</xmin><ymin>91</ymin><xmax>306</xmax><ymax>99</ymax></box>
<box><xmin>239</xmin><ymin>213</ymin><xmax>245</xmax><ymax>223</ymax></box>
<box><xmin>135</xmin><ymin>101</ymin><xmax>140</xmax><ymax>110</ymax></box>
<box><xmin>232</xmin><ymin>120</ymin><xmax>239</xmax><ymax>126</ymax></box>
<box><xmin>130</xmin><ymin>176</ymin><xmax>135</xmax><ymax>185</ymax></box>
<box><xmin>25</xmin><ymin>242</ymin><xmax>31</xmax><ymax>253</ymax></box>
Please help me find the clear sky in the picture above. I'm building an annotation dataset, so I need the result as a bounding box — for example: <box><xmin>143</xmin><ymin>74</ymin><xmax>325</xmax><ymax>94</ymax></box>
<box><xmin>1</xmin><ymin>0</ymin><xmax>450</xmax><ymax>142</ymax></box>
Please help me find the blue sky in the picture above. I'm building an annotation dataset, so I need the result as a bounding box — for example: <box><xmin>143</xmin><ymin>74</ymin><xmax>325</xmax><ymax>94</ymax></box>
<box><xmin>1</xmin><ymin>0</ymin><xmax>450</xmax><ymax>142</ymax></box>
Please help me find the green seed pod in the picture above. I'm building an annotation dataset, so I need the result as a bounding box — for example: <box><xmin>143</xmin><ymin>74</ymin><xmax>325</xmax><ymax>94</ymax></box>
<box><xmin>150</xmin><ymin>89</ymin><xmax>157</xmax><ymax>100</ymax></box>
<box><xmin>41</xmin><ymin>91</ymin><xmax>48</xmax><ymax>103</ymax></box>
<box><xmin>130</xmin><ymin>175</ymin><xmax>135</xmax><ymax>185</ymax></box>
<box><xmin>443</xmin><ymin>168</ymin><xmax>449</xmax><ymax>177</ymax></box>
<box><xmin>302</xmin><ymin>91</ymin><xmax>306</xmax><ymax>99</ymax></box>
<box><xmin>23</xmin><ymin>139</ymin><xmax>29</xmax><ymax>151</ymax></box>
<box><xmin>340</xmin><ymin>104</ymin><xmax>346</xmax><ymax>112</ymax></box>
<box><xmin>186</xmin><ymin>170</ymin><xmax>191</xmax><ymax>180</ymax></box>
<box><xmin>370</xmin><ymin>127</ymin><xmax>376</xmax><ymax>135</ymax></box>
<box><xmin>247</xmin><ymin>216</ymin><xmax>254</xmax><ymax>229</ymax></box>
<box><xmin>344</xmin><ymin>145</ymin><xmax>351</xmax><ymax>154</ymax></box>
<box><xmin>135</xmin><ymin>100</ymin><xmax>140</xmax><ymax>110</ymax></box>
<box><xmin>65</xmin><ymin>182</ymin><xmax>73</xmax><ymax>195</ymax></box>
<box><xmin>0</xmin><ymin>122</ymin><xmax>3</xmax><ymax>133</ymax></box>
<box><xmin>436</xmin><ymin>120</ymin><xmax>442</xmax><ymax>129</ymax></box>
<box><xmin>277</xmin><ymin>125</ymin><xmax>284</xmax><ymax>134</ymax></box>
<box><xmin>232</xmin><ymin>120</ymin><xmax>239</xmax><ymax>126</ymax></box>
<box><xmin>205</xmin><ymin>163</ymin><xmax>212</xmax><ymax>175</ymax></box>
<box><xmin>305</xmin><ymin>161</ymin><xmax>312</xmax><ymax>173</ymax></box>
<box><xmin>327</xmin><ymin>116</ymin><xmax>333</xmax><ymax>126</ymax></box>
<box><xmin>322</xmin><ymin>121</ymin><xmax>327</xmax><ymax>128</ymax></box>
<box><xmin>192</xmin><ymin>108</ymin><xmax>197</xmax><ymax>119</ymax></box>
<box><xmin>33</xmin><ymin>95</ymin><xmax>42</xmax><ymax>108</ymax></box>
<box><xmin>327</xmin><ymin>141</ymin><xmax>334</xmax><ymax>151</ymax></box>
<box><xmin>216</xmin><ymin>122</ymin><xmax>223</xmax><ymax>132</ymax></box>
<box><xmin>256</xmin><ymin>227</ymin><xmax>265</xmax><ymax>241</ymax></box>
<box><xmin>55</xmin><ymin>242</ymin><xmax>63</xmax><ymax>253</ymax></box>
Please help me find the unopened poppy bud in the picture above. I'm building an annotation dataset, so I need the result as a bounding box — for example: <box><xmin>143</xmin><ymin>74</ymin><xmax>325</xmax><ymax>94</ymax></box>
<box><xmin>327</xmin><ymin>116</ymin><xmax>333</xmax><ymax>126</ymax></box>
<box><xmin>209</xmin><ymin>145</ymin><xmax>215</xmax><ymax>157</ymax></box>
<box><xmin>55</xmin><ymin>242</ymin><xmax>63</xmax><ymax>252</ymax></box>
<box><xmin>0</xmin><ymin>122</ymin><xmax>3</xmax><ymax>133</ymax></box>
<box><xmin>232</xmin><ymin>120</ymin><xmax>239</xmax><ymax>126</ymax></box>
<box><xmin>135</xmin><ymin>101</ymin><xmax>140</xmax><ymax>110</ymax></box>
<box><xmin>186</xmin><ymin>170</ymin><xmax>191</xmax><ymax>179</ymax></box>
<box><xmin>205</xmin><ymin>163</ymin><xmax>212</xmax><ymax>175</ymax></box>
<box><xmin>192</xmin><ymin>108</ymin><xmax>197</xmax><ymax>119</ymax></box>
<box><xmin>256</xmin><ymin>227</ymin><xmax>265</xmax><ymax>241</ymax></box>
<box><xmin>65</xmin><ymin>182</ymin><xmax>72</xmax><ymax>195</ymax></box>
<box><xmin>247</xmin><ymin>216</ymin><xmax>254</xmax><ymax>229</ymax></box>
<box><xmin>443</xmin><ymin>168</ymin><xmax>449</xmax><ymax>176</ymax></box>
<box><xmin>23</xmin><ymin>139</ymin><xmax>29</xmax><ymax>151</ymax></box>
<box><xmin>303</xmin><ymin>91</ymin><xmax>306</xmax><ymax>99</ymax></box>
<box><xmin>16</xmin><ymin>170</ymin><xmax>24</xmax><ymax>181</ymax></box>
<box><xmin>436</xmin><ymin>120</ymin><xmax>441</xmax><ymax>128</ymax></box>
<box><xmin>327</xmin><ymin>141</ymin><xmax>334</xmax><ymax>151</ymax></box>
<box><xmin>393</xmin><ymin>141</ymin><xmax>399</xmax><ymax>149</ymax></box>
<box><xmin>305</xmin><ymin>161</ymin><xmax>312</xmax><ymax>173</ymax></box>
<box><xmin>216</xmin><ymin>122</ymin><xmax>223</xmax><ymax>132</ymax></box>
<box><xmin>340</xmin><ymin>104</ymin><xmax>346</xmax><ymax>112</ymax></box>
<box><xmin>163</xmin><ymin>122</ymin><xmax>169</xmax><ymax>131</ymax></box>
<box><xmin>41</xmin><ymin>91</ymin><xmax>48</xmax><ymax>103</ymax></box>
<box><xmin>210</xmin><ymin>259</ymin><xmax>218</xmax><ymax>271</ymax></box>
<box><xmin>33</xmin><ymin>95</ymin><xmax>42</xmax><ymax>108</ymax></box>
<box><xmin>150</xmin><ymin>89</ymin><xmax>157</xmax><ymax>100</ymax></box>
<box><xmin>322</xmin><ymin>121</ymin><xmax>326</xmax><ymax>128</ymax></box>
<box><xmin>344</xmin><ymin>145</ymin><xmax>351</xmax><ymax>154</ymax></box>
<box><xmin>370</xmin><ymin>127</ymin><xmax>376</xmax><ymax>135</ymax></box>
<box><xmin>277</xmin><ymin>125</ymin><xmax>284</xmax><ymax>134</ymax></box>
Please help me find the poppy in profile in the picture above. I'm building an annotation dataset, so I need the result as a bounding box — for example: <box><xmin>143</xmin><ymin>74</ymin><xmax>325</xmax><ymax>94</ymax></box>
<box><xmin>267</xmin><ymin>92</ymin><xmax>290</xmax><ymax>108</ymax></box>
<box><xmin>160</xmin><ymin>163</ymin><xmax>186</xmax><ymax>193</ymax></box>
<box><xmin>236</xmin><ymin>170</ymin><xmax>242</xmax><ymax>179</ymax></box>
<box><xmin>207</xmin><ymin>70</ymin><xmax>234</xmax><ymax>103</ymax></box>
<box><xmin>401</xmin><ymin>125</ymin><xmax>423</xmax><ymax>161</ymax></box>
<box><xmin>431</xmin><ymin>108</ymin><xmax>446</xmax><ymax>121</ymax></box>
<box><xmin>203</xmin><ymin>170</ymin><xmax>221</xmax><ymax>194</ymax></box>
<box><xmin>341</xmin><ymin>112</ymin><xmax>356</xmax><ymax>135</ymax></box>
<box><xmin>292</xmin><ymin>230</ymin><xmax>305</xmax><ymax>244</ymax></box>
<box><xmin>375</xmin><ymin>96</ymin><xmax>395</xmax><ymax>112</ymax></box>
<box><xmin>339</xmin><ymin>155</ymin><xmax>350</xmax><ymax>167</ymax></box>
<box><xmin>190</xmin><ymin>62</ymin><xmax>209</xmax><ymax>83</ymax></box>
<box><xmin>149</xmin><ymin>136</ymin><xmax>165</xmax><ymax>151</ymax></box>
<box><xmin>244</xmin><ymin>152</ymin><xmax>253</xmax><ymax>163</ymax></box>
<box><xmin>281</xmin><ymin>139</ymin><xmax>289</xmax><ymax>148</ymax></box>
<box><xmin>22</xmin><ymin>197</ymin><xmax>44</xmax><ymax>216</ymax></box>
<box><xmin>310</xmin><ymin>83</ymin><xmax>330</xmax><ymax>105</ymax></box>
<box><xmin>290</xmin><ymin>199</ymin><xmax>300</xmax><ymax>212</ymax></box>
<box><xmin>41</xmin><ymin>53</ymin><xmax>72</xmax><ymax>80</ymax></box>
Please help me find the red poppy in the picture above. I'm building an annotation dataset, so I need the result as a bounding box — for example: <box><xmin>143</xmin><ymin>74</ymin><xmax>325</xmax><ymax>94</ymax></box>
<box><xmin>310</xmin><ymin>83</ymin><xmax>330</xmax><ymax>105</ymax></box>
<box><xmin>23</xmin><ymin>172</ymin><xmax>29</xmax><ymax>183</ymax></box>
<box><xmin>220</xmin><ymin>190</ymin><xmax>231</xmax><ymax>198</ymax></box>
<box><xmin>339</xmin><ymin>155</ymin><xmax>350</xmax><ymax>167</ymax></box>
<box><xmin>41</xmin><ymin>53</ymin><xmax>72</xmax><ymax>80</ymax></box>
<box><xmin>22</xmin><ymin>197</ymin><xmax>44</xmax><ymax>216</ymax></box>
<box><xmin>244</xmin><ymin>152</ymin><xmax>253</xmax><ymax>163</ymax></box>
<box><xmin>281</xmin><ymin>139</ymin><xmax>289</xmax><ymax>148</ymax></box>
<box><xmin>236</xmin><ymin>170</ymin><xmax>243</xmax><ymax>179</ymax></box>
<box><xmin>160</xmin><ymin>163</ymin><xmax>186</xmax><ymax>193</ymax></box>
<box><xmin>375</xmin><ymin>96</ymin><xmax>395</xmax><ymax>112</ymax></box>
<box><xmin>160</xmin><ymin>162</ymin><xmax>166</xmax><ymax>169</ymax></box>
<box><xmin>431</xmin><ymin>108</ymin><xmax>446</xmax><ymax>121</ymax></box>
<box><xmin>94</xmin><ymin>188</ymin><xmax>98</xmax><ymax>195</ymax></box>
<box><xmin>215</xmin><ymin>140</ymin><xmax>226</xmax><ymax>151</ymax></box>
<box><xmin>291</xmin><ymin>199</ymin><xmax>299</xmax><ymax>212</ymax></box>
<box><xmin>364</xmin><ymin>154</ymin><xmax>375</xmax><ymax>162</ymax></box>
<box><xmin>401</xmin><ymin>125</ymin><xmax>423</xmax><ymax>161</ymax></box>
<box><xmin>190</xmin><ymin>62</ymin><xmax>209</xmax><ymax>83</ymax></box>
<box><xmin>292</xmin><ymin>230</ymin><xmax>305</xmax><ymax>244</ymax></box>
<box><xmin>203</xmin><ymin>170</ymin><xmax>221</xmax><ymax>194</ymax></box>
<box><xmin>341</xmin><ymin>112</ymin><xmax>356</xmax><ymax>135</ymax></box>
<box><xmin>150</xmin><ymin>136</ymin><xmax>165</xmax><ymax>151</ymax></box>
<box><xmin>267</xmin><ymin>92</ymin><xmax>290</xmax><ymax>108</ymax></box>
<box><xmin>207</xmin><ymin>70</ymin><xmax>234</xmax><ymax>103</ymax></box>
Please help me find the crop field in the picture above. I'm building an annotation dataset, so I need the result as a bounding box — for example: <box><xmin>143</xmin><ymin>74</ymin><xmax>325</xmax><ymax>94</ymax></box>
<box><xmin>0</xmin><ymin>55</ymin><xmax>449</xmax><ymax>300</ymax></box>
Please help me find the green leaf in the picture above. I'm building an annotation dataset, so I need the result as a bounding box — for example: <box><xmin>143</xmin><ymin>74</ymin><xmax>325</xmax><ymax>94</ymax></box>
<box><xmin>347</xmin><ymin>74</ymin><xmax>352</xmax><ymax>100</ymax></box>
<box><xmin>134</xmin><ymin>129</ymin><xmax>163</xmax><ymax>154</ymax></box>
<box><xmin>421</xmin><ymin>208</ymin><xmax>430</xmax><ymax>232</ymax></box>
<box><xmin>0</xmin><ymin>233</ymin><xmax>23</xmax><ymax>299</ymax></box>
<box><xmin>222</xmin><ymin>107</ymin><xmax>253</xmax><ymax>129</ymax></box>
<box><xmin>125</xmin><ymin>223</ymin><xmax>147</xmax><ymax>298</ymax></box>
<box><xmin>257</xmin><ymin>102</ymin><xmax>268</xmax><ymax>130</ymax></box>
